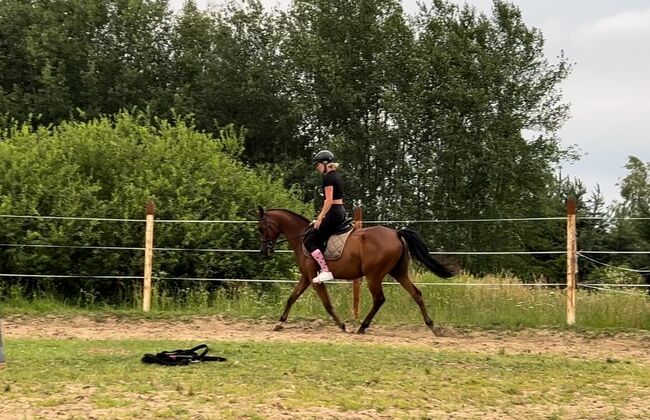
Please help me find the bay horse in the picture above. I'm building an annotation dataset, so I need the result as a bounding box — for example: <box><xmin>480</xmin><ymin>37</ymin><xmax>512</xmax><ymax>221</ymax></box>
<box><xmin>257</xmin><ymin>207</ymin><xmax>457</xmax><ymax>335</ymax></box>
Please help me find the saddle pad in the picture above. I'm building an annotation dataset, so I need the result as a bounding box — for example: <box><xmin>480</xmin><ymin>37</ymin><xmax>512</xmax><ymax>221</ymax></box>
<box><xmin>303</xmin><ymin>228</ymin><xmax>354</xmax><ymax>261</ymax></box>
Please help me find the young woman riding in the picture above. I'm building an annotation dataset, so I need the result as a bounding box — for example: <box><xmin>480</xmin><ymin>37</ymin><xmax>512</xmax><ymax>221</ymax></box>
<box><xmin>304</xmin><ymin>150</ymin><xmax>346</xmax><ymax>283</ymax></box>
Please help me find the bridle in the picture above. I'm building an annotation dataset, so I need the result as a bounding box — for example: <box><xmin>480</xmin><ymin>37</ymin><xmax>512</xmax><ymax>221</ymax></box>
<box><xmin>260</xmin><ymin>232</ymin><xmax>309</xmax><ymax>251</ymax></box>
<box><xmin>260</xmin><ymin>236</ymin><xmax>277</xmax><ymax>253</ymax></box>
<box><xmin>259</xmin><ymin>217</ymin><xmax>309</xmax><ymax>254</ymax></box>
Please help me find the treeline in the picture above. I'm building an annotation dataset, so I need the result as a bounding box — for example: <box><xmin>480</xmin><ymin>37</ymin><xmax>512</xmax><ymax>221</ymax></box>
<box><xmin>0</xmin><ymin>0</ymin><xmax>648</xmax><ymax>287</ymax></box>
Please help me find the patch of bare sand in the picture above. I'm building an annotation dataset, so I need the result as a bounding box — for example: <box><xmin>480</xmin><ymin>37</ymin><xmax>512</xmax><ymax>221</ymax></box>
<box><xmin>4</xmin><ymin>314</ymin><xmax>649</xmax><ymax>363</ymax></box>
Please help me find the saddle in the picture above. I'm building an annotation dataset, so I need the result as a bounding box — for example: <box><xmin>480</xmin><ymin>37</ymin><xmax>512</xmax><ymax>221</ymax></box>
<box><xmin>302</xmin><ymin>218</ymin><xmax>355</xmax><ymax>261</ymax></box>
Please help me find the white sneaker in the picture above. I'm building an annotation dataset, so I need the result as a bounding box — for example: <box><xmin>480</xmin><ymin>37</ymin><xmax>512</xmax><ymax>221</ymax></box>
<box><xmin>312</xmin><ymin>271</ymin><xmax>334</xmax><ymax>283</ymax></box>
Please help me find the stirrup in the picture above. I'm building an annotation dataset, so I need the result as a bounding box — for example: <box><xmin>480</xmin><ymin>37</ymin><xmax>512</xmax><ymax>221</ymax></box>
<box><xmin>312</xmin><ymin>271</ymin><xmax>334</xmax><ymax>283</ymax></box>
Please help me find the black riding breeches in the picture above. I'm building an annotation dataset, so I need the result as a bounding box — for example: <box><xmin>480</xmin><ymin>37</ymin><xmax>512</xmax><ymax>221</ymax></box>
<box><xmin>304</xmin><ymin>205</ymin><xmax>346</xmax><ymax>253</ymax></box>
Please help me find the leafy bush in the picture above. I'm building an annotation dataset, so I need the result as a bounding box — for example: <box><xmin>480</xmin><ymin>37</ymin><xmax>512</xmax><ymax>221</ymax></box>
<box><xmin>585</xmin><ymin>265</ymin><xmax>644</xmax><ymax>286</ymax></box>
<box><xmin>0</xmin><ymin>112</ymin><xmax>310</xmax><ymax>303</ymax></box>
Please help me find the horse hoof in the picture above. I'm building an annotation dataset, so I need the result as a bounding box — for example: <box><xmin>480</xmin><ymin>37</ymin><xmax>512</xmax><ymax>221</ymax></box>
<box><xmin>274</xmin><ymin>323</ymin><xmax>285</xmax><ymax>331</ymax></box>
<box><xmin>340</xmin><ymin>323</ymin><xmax>346</xmax><ymax>332</ymax></box>
<box><xmin>430</xmin><ymin>326</ymin><xmax>444</xmax><ymax>336</ymax></box>
<box><xmin>357</xmin><ymin>328</ymin><xmax>366</xmax><ymax>334</ymax></box>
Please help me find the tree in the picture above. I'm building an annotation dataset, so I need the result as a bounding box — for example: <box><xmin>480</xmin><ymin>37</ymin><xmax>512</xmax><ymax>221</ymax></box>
<box><xmin>393</xmin><ymin>1</ymin><xmax>573</xmax><ymax>276</ymax></box>
<box><xmin>605</xmin><ymin>157</ymin><xmax>650</xmax><ymax>286</ymax></box>
<box><xmin>170</xmin><ymin>1</ymin><xmax>305</xmax><ymax>176</ymax></box>
<box><xmin>284</xmin><ymin>0</ymin><xmax>414</xmax><ymax>210</ymax></box>
<box><xmin>281</xmin><ymin>0</ymin><xmax>574</xmax><ymax>278</ymax></box>
<box><xmin>0</xmin><ymin>0</ymin><xmax>175</xmax><ymax>125</ymax></box>
<box><xmin>0</xmin><ymin>0</ymin><xmax>583</xmax><ymax>280</ymax></box>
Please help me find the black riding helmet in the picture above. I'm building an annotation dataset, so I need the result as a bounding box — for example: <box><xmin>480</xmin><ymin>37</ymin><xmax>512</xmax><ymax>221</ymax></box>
<box><xmin>312</xmin><ymin>150</ymin><xmax>335</xmax><ymax>165</ymax></box>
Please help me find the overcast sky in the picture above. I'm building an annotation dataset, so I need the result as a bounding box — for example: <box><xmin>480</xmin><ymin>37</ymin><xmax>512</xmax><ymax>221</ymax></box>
<box><xmin>171</xmin><ymin>0</ymin><xmax>650</xmax><ymax>204</ymax></box>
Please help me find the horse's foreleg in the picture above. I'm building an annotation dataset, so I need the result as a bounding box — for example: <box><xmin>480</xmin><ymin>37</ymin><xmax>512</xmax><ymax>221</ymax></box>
<box><xmin>357</xmin><ymin>276</ymin><xmax>385</xmax><ymax>334</ymax></box>
<box><xmin>275</xmin><ymin>274</ymin><xmax>310</xmax><ymax>331</ymax></box>
<box><xmin>311</xmin><ymin>283</ymin><xmax>346</xmax><ymax>332</ymax></box>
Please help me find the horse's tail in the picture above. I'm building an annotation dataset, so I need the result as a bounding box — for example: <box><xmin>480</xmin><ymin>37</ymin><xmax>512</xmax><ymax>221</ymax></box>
<box><xmin>398</xmin><ymin>229</ymin><xmax>455</xmax><ymax>278</ymax></box>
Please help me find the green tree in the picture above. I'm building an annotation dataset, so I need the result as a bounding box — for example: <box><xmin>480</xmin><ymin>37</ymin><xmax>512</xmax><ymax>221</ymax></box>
<box><xmin>0</xmin><ymin>0</ymin><xmax>585</xmax><ymax>281</ymax></box>
<box><xmin>281</xmin><ymin>0</ymin><xmax>574</xmax><ymax>278</ymax></box>
<box><xmin>284</xmin><ymin>0</ymin><xmax>413</xmax><ymax>210</ymax></box>
<box><xmin>604</xmin><ymin>157</ymin><xmax>650</xmax><ymax>286</ymax></box>
<box><xmin>170</xmin><ymin>1</ymin><xmax>305</xmax><ymax>175</ymax></box>
<box><xmin>0</xmin><ymin>0</ymin><xmax>175</xmax><ymax>125</ymax></box>
<box><xmin>394</xmin><ymin>1</ymin><xmax>572</xmax><ymax>277</ymax></box>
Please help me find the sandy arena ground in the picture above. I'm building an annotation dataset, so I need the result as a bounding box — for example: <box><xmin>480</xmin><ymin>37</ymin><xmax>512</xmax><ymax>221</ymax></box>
<box><xmin>2</xmin><ymin>315</ymin><xmax>649</xmax><ymax>419</ymax></box>
<box><xmin>3</xmin><ymin>315</ymin><xmax>649</xmax><ymax>362</ymax></box>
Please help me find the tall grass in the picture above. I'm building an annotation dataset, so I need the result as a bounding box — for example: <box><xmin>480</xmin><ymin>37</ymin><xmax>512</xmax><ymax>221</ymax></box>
<box><xmin>1</xmin><ymin>274</ymin><xmax>648</xmax><ymax>330</ymax></box>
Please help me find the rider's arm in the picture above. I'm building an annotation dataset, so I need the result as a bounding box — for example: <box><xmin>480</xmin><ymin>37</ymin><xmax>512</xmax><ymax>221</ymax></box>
<box><xmin>318</xmin><ymin>186</ymin><xmax>334</xmax><ymax>223</ymax></box>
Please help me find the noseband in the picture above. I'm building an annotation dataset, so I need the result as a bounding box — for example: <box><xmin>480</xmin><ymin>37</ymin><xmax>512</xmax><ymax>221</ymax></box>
<box><xmin>261</xmin><ymin>237</ymin><xmax>276</xmax><ymax>252</ymax></box>
<box><xmin>261</xmin><ymin>233</ymin><xmax>308</xmax><ymax>249</ymax></box>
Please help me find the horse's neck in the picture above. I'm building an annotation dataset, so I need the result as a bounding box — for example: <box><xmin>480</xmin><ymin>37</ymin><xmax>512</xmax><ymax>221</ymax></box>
<box><xmin>271</xmin><ymin>210</ymin><xmax>308</xmax><ymax>250</ymax></box>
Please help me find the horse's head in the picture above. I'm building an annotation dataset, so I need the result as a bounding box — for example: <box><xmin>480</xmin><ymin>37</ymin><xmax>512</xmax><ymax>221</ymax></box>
<box><xmin>257</xmin><ymin>206</ymin><xmax>281</xmax><ymax>257</ymax></box>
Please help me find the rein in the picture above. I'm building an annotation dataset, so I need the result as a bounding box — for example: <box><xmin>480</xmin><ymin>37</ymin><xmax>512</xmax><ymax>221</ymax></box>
<box><xmin>260</xmin><ymin>225</ymin><xmax>307</xmax><ymax>250</ymax></box>
<box><xmin>261</xmin><ymin>231</ymin><xmax>308</xmax><ymax>250</ymax></box>
<box><xmin>259</xmin><ymin>210</ymin><xmax>312</xmax><ymax>253</ymax></box>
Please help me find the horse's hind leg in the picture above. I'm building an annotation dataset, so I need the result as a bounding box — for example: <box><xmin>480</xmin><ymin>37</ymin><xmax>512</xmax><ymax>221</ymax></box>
<box><xmin>311</xmin><ymin>284</ymin><xmax>346</xmax><ymax>332</ymax></box>
<box><xmin>390</xmin><ymin>266</ymin><xmax>442</xmax><ymax>336</ymax></box>
<box><xmin>357</xmin><ymin>274</ymin><xmax>386</xmax><ymax>334</ymax></box>
<box><xmin>275</xmin><ymin>274</ymin><xmax>310</xmax><ymax>331</ymax></box>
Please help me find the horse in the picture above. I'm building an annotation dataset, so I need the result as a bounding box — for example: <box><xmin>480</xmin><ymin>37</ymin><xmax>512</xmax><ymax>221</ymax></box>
<box><xmin>257</xmin><ymin>206</ymin><xmax>457</xmax><ymax>335</ymax></box>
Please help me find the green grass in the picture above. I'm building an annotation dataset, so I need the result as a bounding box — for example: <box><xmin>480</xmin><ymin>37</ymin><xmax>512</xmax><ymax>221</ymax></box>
<box><xmin>1</xmin><ymin>338</ymin><xmax>649</xmax><ymax>418</ymax></box>
<box><xmin>2</xmin><ymin>274</ymin><xmax>649</xmax><ymax>330</ymax></box>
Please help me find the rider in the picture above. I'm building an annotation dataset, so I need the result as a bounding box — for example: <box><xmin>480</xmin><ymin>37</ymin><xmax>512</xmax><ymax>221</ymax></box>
<box><xmin>304</xmin><ymin>150</ymin><xmax>346</xmax><ymax>283</ymax></box>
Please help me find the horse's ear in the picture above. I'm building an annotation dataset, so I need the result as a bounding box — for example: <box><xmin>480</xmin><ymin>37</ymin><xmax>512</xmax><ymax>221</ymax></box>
<box><xmin>257</xmin><ymin>206</ymin><xmax>265</xmax><ymax>219</ymax></box>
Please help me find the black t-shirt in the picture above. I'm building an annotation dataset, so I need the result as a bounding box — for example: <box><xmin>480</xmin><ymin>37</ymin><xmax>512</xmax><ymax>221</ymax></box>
<box><xmin>322</xmin><ymin>171</ymin><xmax>344</xmax><ymax>200</ymax></box>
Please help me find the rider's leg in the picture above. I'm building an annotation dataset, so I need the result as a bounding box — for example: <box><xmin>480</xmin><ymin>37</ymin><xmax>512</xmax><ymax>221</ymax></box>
<box><xmin>311</xmin><ymin>250</ymin><xmax>334</xmax><ymax>283</ymax></box>
<box><xmin>310</xmin><ymin>249</ymin><xmax>330</xmax><ymax>273</ymax></box>
<box><xmin>304</xmin><ymin>231</ymin><xmax>334</xmax><ymax>283</ymax></box>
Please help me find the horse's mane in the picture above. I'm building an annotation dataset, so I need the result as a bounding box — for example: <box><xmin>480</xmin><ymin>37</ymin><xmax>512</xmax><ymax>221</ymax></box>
<box><xmin>267</xmin><ymin>208</ymin><xmax>311</xmax><ymax>224</ymax></box>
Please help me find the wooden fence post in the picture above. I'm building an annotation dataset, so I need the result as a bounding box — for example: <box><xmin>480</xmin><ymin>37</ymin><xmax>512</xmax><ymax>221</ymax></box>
<box><xmin>0</xmin><ymin>318</ymin><xmax>5</xmax><ymax>367</ymax></box>
<box><xmin>566</xmin><ymin>197</ymin><xmax>577</xmax><ymax>326</ymax></box>
<box><xmin>352</xmin><ymin>206</ymin><xmax>363</xmax><ymax>320</ymax></box>
<box><xmin>143</xmin><ymin>201</ymin><xmax>156</xmax><ymax>312</ymax></box>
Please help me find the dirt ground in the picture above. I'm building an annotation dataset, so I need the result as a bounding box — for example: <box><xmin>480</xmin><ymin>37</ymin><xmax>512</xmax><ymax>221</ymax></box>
<box><xmin>4</xmin><ymin>314</ymin><xmax>650</xmax><ymax>362</ymax></box>
<box><xmin>2</xmin><ymin>315</ymin><xmax>650</xmax><ymax>419</ymax></box>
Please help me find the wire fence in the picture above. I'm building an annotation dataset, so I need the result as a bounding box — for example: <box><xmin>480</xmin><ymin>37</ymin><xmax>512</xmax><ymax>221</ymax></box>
<box><xmin>1</xmin><ymin>212</ymin><xmax>648</xmax><ymax>289</ymax></box>
<box><xmin>3</xmin><ymin>213</ymin><xmax>650</xmax><ymax>223</ymax></box>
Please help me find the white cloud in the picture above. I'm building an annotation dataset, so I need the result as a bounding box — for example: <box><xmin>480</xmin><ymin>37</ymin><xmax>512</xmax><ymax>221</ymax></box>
<box><xmin>547</xmin><ymin>8</ymin><xmax>650</xmax><ymax>202</ymax></box>
<box><xmin>576</xmin><ymin>8</ymin><xmax>650</xmax><ymax>41</ymax></box>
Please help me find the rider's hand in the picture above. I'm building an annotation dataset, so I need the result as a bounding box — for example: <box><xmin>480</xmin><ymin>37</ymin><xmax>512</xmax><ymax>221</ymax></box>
<box><xmin>314</xmin><ymin>218</ymin><xmax>322</xmax><ymax>230</ymax></box>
